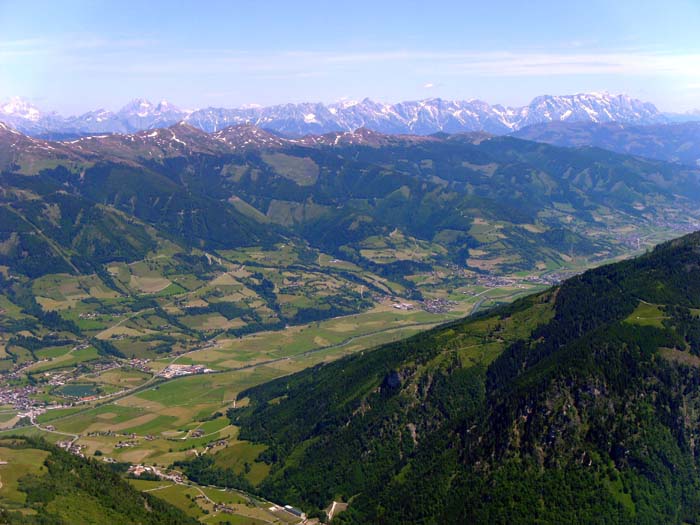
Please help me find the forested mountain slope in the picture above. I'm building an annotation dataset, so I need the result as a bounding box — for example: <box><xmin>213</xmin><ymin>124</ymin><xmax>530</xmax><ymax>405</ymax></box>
<box><xmin>3</xmin><ymin>124</ymin><xmax>700</xmax><ymax>281</ymax></box>
<box><xmin>217</xmin><ymin>231</ymin><xmax>700</xmax><ymax>523</ymax></box>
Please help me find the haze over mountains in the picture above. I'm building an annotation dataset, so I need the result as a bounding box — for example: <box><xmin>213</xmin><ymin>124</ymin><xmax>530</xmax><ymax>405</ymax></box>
<box><xmin>6</xmin><ymin>0</ymin><xmax>700</xmax><ymax>521</ymax></box>
<box><xmin>2</xmin><ymin>92</ymin><xmax>697</xmax><ymax>138</ymax></box>
<box><xmin>513</xmin><ymin>120</ymin><xmax>700</xmax><ymax>167</ymax></box>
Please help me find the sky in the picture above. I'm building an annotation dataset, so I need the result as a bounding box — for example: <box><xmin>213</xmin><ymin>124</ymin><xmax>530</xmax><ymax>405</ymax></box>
<box><xmin>1</xmin><ymin>0</ymin><xmax>700</xmax><ymax>114</ymax></box>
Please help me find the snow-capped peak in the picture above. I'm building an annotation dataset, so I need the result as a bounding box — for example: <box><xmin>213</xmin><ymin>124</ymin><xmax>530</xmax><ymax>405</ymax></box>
<box><xmin>154</xmin><ymin>100</ymin><xmax>182</xmax><ymax>113</ymax></box>
<box><xmin>0</xmin><ymin>92</ymin><xmax>670</xmax><ymax>137</ymax></box>
<box><xmin>115</xmin><ymin>98</ymin><xmax>187</xmax><ymax>125</ymax></box>
<box><xmin>0</xmin><ymin>96</ymin><xmax>43</xmax><ymax>122</ymax></box>
<box><xmin>333</xmin><ymin>98</ymin><xmax>360</xmax><ymax>109</ymax></box>
<box><xmin>118</xmin><ymin>98</ymin><xmax>154</xmax><ymax>116</ymax></box>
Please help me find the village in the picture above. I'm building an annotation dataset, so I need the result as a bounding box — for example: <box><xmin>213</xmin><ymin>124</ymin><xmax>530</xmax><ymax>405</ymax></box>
<box><xmin>0</xmin><ymin>384</ymin><xmax>41</xmax><ymax>411</ymax></box>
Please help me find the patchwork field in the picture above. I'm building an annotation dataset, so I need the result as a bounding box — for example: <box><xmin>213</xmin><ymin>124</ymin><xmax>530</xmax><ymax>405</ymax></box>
<box><xmin>0</xmin><ymin>219</ymin><xmax>689</xmax><ymax>522</ymax></box>
<box><xmin>0</xmin><ymin>279</ymin><xmax>541</xmax><ymax>494</ymax></box>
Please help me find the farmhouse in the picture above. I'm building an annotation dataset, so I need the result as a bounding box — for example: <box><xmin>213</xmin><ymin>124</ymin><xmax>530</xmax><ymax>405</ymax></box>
<box><xmin>284</xmin><ymin>505</ymin><xmax>307</xmax><ymax>519</ymax></box>
<box><xmin>392</xmin><ymin>302</ymin><xmax>414</xmax><ymax>311</ymax></box>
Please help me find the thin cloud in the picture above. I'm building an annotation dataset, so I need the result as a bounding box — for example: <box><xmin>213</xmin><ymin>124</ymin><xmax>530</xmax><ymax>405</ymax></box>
<box><xmin>0</xmin><ymin>34</ymin><xmax>156</xmax><ymax>60</ymax></box>
<box><xmin>24</xmin><ymin>47</ymin><xmax>700</xmax><ymax>79</ymax></box>
<box><xmin>4</xmin><ymin>41</ymin><xmax>700</xmax><ymax>112</ymax></box>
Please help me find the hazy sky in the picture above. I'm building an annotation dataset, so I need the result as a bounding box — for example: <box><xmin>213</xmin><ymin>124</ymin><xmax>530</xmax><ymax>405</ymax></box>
<box><xmin>1</xmin><ymin>0</ymin><xmax>700</xmax><ymax>114</ymax></box>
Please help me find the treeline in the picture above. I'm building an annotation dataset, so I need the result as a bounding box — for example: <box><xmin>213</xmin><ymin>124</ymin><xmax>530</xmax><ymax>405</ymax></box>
<box><xmin>6</xmin><ymin>335</ymin><xmax>73</xmax><ymax>352</ymax></box>
<box><xmin>184</xmin><ymin>301</ymin><xmax>248</xmax><ymax>320</ymax></box>
<box><xmin>173</xmin><ymin>455</ymin><xmax>253</xmax><ymax>493</ymax></box>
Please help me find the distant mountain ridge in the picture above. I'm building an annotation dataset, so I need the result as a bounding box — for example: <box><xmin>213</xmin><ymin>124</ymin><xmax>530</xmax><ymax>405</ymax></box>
<box><xmin>512</xmin><ymin>120</ymin><xmax>700</xmax><ymax>167</ymax></box>
<box><xmin>0</xmin><ymin>93</ymin><xmax>680</xmax><ymax>138</ymax></box>
<box><xmin>3</xmin><ymin>120</ymin><xmax>700</xmax><ymax>284</ymax></box>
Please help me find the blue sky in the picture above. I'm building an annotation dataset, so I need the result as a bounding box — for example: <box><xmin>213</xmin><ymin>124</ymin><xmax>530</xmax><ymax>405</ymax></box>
<box><xmin>1</xmin><ymin>0</ymin><xmax>700</xmax><ymax>113</ymax></box>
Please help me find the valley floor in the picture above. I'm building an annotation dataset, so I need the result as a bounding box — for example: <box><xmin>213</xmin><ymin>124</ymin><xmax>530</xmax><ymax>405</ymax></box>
<box><xmin>0</xmin><ymin>224</ymin><xmax>689</xmax><ymax>523</ymax></box>
<box><xmin>0</xmin><ymin>276</ymin><xmax>550</xmax><ymax>523</ymax></box>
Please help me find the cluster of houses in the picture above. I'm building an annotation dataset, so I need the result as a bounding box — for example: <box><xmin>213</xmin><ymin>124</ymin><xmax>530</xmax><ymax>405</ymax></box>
<box><xmin>392</xmin><ymin>302</ymin><xmax>415</xmax><ymax>311</ymax></box>
<box><xmin>520</xmin><ymin>271</ymin><xmax>577</xmax><ymax>286</ymax></box>
<box><xmin>390</xmin><ymin>298</ymin><xmax>457</xmax><ymax>314</ymax></box>
<box><xmin>200</xmin><ymin>438</ymin><xmax>229</xmax><ymax>456</ymax></box>
<box><xmin>6</xmin><ymin>360</ymin><xmax>44</xmax><ymax>381</ymax></box>
<box><xmin>127</xmin><ymin>358</ymin><xmax>152</xmax><ymax>373</ymax></box>
<box><xmin>56</xmin><ymin>440</ymin><xmax>85</xmax><ymax>457</ymax></box>
<box><xmin>44</xmin><ymin>361</ymin><xmax>118</xmax><ymax>392</ymax></box>
<box><xmin>460</xmin><ymin>271</ymin><xmax>575</xmax><ymax>290</ymax></box>
<box><xmin>0</xmin><ymin>358</ymin><xmax>130</xmax><ymax>416</ymax></box>
<box><xmin>115</xmin><ymin>438</ymin><xmax>140</xmax><ymax>448</ymax></box>
<box><xmin>472</xmin><ymin>274</ymin><xmax>519</xmax><ymax>288</ymax></box>
<box><xmin>45</xmin><ymin>369</ymin><xmax>75</xmax><ymax>386</ymax></box>
<box><xmin>79</xmin><ymin>311</ymin><xmax>125</xmax><ymax>321</ymax></box>
<box><xmin>213</xmin><ymin>502</ymin><xmax>236</xmax><ymax>514</ymax></box>
<box><xmin>127</xmin><ymin>464</ymin><xmax>184</xmax><ymax>483</ymax></box>
<box><xmin>0</xmin><ymin>385</ymin><xmax>40</xmax><ymax>410</ymax></box>
<box><xmin>421</xmin><ymin>298</ymin><xmax>457</xmax><ymax>313</ymax></box>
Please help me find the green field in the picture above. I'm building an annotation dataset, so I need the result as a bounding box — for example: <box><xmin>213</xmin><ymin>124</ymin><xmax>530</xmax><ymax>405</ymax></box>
<box><xmin>625</xmin><ymin>301</ymin><xmax>668</xmax><ymax>328</ymax></box>
<box><xmin>0</xmin><ymin>275</ymin><xmax>552</xmax><ymax>489</ymax></box>
<box><xmin>0</xmin><ymin>446</ymin><xmax>51</xmax><ymax>509</ymax></box>
<box><xmin>27</xmin><ymin>346</ymin><xmax>101</xmax><ymax>373</ymax></box>
<box><xmin>126</xmin><ymin>478</ymin><xmax>293</xmax><ymax>524</ymax></box>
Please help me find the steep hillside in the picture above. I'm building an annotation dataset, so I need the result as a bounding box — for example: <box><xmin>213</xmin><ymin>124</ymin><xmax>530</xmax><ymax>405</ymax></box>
<box><xmin>4</xmin><ymin>124</ymin><xmax>698</xmax><ymax>281</ymax></box>
<box><xmin>0</xmin><ymin>126</ymin><xmax>282</xmax><ymax>279</ymax></box>
<box><xmin>0</xmin><ymin>437</ymin><xmax>197</xmax><ymax>524</ymax></box>
<box><xmin>211</xmin><ymin>231</ymin><xmax>700</xmax><ymax>523</ymax></box>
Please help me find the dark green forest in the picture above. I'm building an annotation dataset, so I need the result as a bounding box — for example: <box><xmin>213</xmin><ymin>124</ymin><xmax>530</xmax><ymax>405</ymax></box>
<box><xmin>175</xmin><ymin>231</ymin><xmax>700</xmax><ymax>523</ymax></box>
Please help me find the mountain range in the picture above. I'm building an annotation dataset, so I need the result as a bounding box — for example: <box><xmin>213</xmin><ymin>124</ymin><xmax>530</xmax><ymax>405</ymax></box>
<box><xmin>3</xmin><ymin>121</ymin><xmax>700</xmax><ymax>284</ymax></box>
<box><xmin>513</xmin><ymin>120</ymin><xmax>700</xmax><ymax>167</ymax></box>
<box><xmin>1</xmin><ymin>93</ymin><xmax>693</xmax><ymax>138</ymax></box>
<box><xmin>5</xmin><ymin>92</ymin><xmax>700</xmax><ymax>523</ymax></box>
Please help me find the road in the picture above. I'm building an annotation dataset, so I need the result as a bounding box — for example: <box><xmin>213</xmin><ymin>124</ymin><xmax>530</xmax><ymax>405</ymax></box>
<box><xmin>5</xmin><ymin>315</ymin><xmax>446</xmax><ymax>436</ymax></box>
<box><xmin>28</xmin><ymin>413</ymin><xmax>79</xmax><ymax>445</ymax></box>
